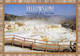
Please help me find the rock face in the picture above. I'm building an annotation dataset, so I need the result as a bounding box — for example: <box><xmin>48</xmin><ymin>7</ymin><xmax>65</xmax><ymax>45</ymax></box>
<box><xmin>61</xmin><ymin>22</ymin><xmax>76</xmax><ymax>30</ymax></box>
<box><xmin>70</xmin><ymin>42</ymin><xmax>76</xmax><ymax>52</ymax></box>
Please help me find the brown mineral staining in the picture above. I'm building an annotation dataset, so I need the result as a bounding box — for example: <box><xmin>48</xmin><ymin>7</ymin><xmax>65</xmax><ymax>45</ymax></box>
<box><xmin>45</xmin><ymin>25</ymin><xmax>59</xmax><ymax>28</ymax></box>
<box><xmin>42</xmin><ymin>37</ymin><xmax>50</xmax><ymax>41</ymax></box>
<box><xmin>6</xmin><ymin>25</ymin><xmax>11</xmax><ymax>30</ymax></box>
<box><xmin>15</xmin><ymin>22</ymin><xmax>24</xmax><ymax>27</ymax></box>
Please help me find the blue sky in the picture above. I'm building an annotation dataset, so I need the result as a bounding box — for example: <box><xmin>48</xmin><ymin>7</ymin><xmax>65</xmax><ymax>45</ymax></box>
<box><xmin>5</xmin><ymin>4</ymin><xmax>76</xmax><ymax>16</ymax></box>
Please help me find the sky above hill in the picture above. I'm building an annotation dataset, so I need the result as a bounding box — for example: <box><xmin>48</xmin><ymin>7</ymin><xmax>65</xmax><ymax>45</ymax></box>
<box><xmin>5</xmin><ymin>4</ymin><xmax>76</xmax><ymax>16</ymax></box>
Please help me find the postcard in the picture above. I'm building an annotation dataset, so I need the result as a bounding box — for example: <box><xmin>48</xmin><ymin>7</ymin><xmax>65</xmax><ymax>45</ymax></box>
<box><xmin>4</xmin><ymin>4</ymin><xmax>76</xmax><ymax>52</ymax></box>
